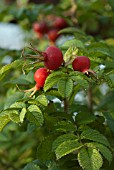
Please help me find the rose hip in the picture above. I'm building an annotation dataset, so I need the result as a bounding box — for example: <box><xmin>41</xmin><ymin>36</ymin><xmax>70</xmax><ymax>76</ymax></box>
<box><xmin>34</xmin><ymin>68</ymin><xmax>49</xmax><ymax>88</ymax></box>
<box><xmin>53</xmin><ymin>17</ymin><xmax>68</xmax><ymax>29</ymax></box>
<box><xmin>72</xmin><ymin>56</ymin><xmax>90</xmax><ymax>73</ymax></box>
<box><xmin>33</xmin><ymin>21</ymin><xmax>48</xmax><ymax>34</ymax></box>
<box><xmin>47</xmin><ymin>29</ymin><xmax>60</xmax><ymax>42</ymax></box>
<box><xmin>43</xmin><ymin>46</ymin><xmax>63</xmax><ymax>70</ymax></box>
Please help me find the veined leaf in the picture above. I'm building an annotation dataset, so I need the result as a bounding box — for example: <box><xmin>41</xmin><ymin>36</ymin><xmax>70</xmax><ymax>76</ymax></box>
<box><xmin>87</xmin><ymin>42</ymin><xmax>111</xmax><ymax>57</ymax></box>
<box><xmin>0</xmin><ymin>115</ymin><xmax>10</xmax><ymax>132</ymax></box>
<box><xmin>20</xmin><ymin>108</ymin><xmax>27</xmax><ymax>123</ymax></box>
<box><xmin>52</xmin><ymin>134</ymin><xmax>77</xmax><ymax>151</ymax></box>
<box><xmin>78</xmin><ymin>147</ymin><xmax>103</xmax><ymax>170</ymax></box>
<box><xmin>59</xmin><ymin>27</ymin><xmax>86</xmax><ymax>36</ymax></box>
<box><xmin>27</xmin><ymin>105</ymin><xmax>43</xmax><ymax>126</ymax></box>
<box><xmin>64</xmin><ymin>46</ymin><xmax>79</xmax><ymax>64</ymax></box>
<box><xmin>70</xmin><ymin>72</ymin><xmax>89</xmax><ymax>89</ymax></box>
<box><xmin>26</xmin><ymin>111</ymin><xmax>44</xmax><ymax>126</ymax></box>
<box><xmin>103</xmin><ymin>112</ymin><xmax>114</xmax><ymax>133</ymax></box>
<box><xmin>4</xmin><ymin>92</ymin><xmax>24</xmax><ymax>109</ymax></box>
<box><xmin>10</xmin><ymin>102</ymin><xmax>26</xmax><ymax>109</ymax></box>
<box><xmin>44</xmin><ymin>71</ymin><xmax>67</xmax><ymax>92</ymax></box>
<box><xmin>58</xmin><ymin>78</ymin><xmax>73</xmax><ymax>98</ymax></box>
<box><xmin>55</xmin><ymin>139</ymin><xmax>82</xmax><ymax>160</ymax></box>
<box><xmin>12</xmin><ymin>71</ymin><xmax>34</xmax><ymax>85</ymax></box>
<box><xmin>36</xmin><ymin>94</ymin><xmax>48</xmax><ymax>106</ymax></box>
<box><xmin>1</xmin><ymin>109</ymin><xmax>20</xmax><ymax>123</ymax></box>
<box><xmin>86</xmin><ymin>142</ymin><xmax>112</xmax><ymax>164</ymax></box>
<box><xmin>46</xmin><ymin>89</ymin><xmax>62</xmax><ymax>99</ymax></box>
<box><xmin>75</xmin><ymin>112</ymin><xmax>96</xmax><ymax>125</ymax></box>
<box><xmin>9</xmin><ymin>110</ymin><xmax>20</xmax><ymax>123</ymax></box>
<box><xmin>23</xmin><ymin>162</ymin><xmax>41</xmax><ymax>170</ymax></box>
<box><xmin>62</xmin><ymin>39</ymin><xmax>84</xmax><ymax>49</ymax></box>
<box><xmin>37</xmin><ymin>135</ymin><xmax>55</xmax><ymax>161</ymax></box>
<box><xmin>81</xmin><ymin>129</ymin><xmax>110</xmax><ymax>148</ymax></box>
<box><xmin>54</xmin><ymin>121</ymin><xmax>75</xmax><ymax>132</ymax></box>
<box><xmin>0</xmin><ymin>59</ymin><xmax>23</xmax><ymax>80</ymax></box>
<box><xmin>28</xmin><ymin>105</ymin><xmax>42</xmax><ymax>113</ymax></box>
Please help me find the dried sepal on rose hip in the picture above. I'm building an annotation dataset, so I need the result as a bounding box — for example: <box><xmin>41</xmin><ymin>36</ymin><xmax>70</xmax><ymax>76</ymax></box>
<box><xmin>17</xmin><ymin>68</ymin><xmax>50</xmax><ymax>97</ymax></box>
<box><xmin>23</xmin><ymin>44</ymin><xmax>63</xmax><ymax>71</ymax></box>
<box><xmin>72</xmin><ymin>56</ymin><xmax>97</xmax><ymax>77</ymax></box>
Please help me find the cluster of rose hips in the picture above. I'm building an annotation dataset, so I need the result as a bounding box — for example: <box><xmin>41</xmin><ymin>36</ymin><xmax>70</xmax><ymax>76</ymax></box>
<box><xmin>22</xmin><ymin>45</ymin><xmax>93</xmax><ymax>97</ymax></box>
<box><xmin>32</xmin><ymin>16</ymin><xmax>68</xmax><ymax>43</ymax></box>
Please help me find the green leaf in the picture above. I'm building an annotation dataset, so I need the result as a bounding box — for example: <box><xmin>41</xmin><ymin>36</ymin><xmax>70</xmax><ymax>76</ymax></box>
<box><xmin>86</xmin><ymin>142</ymin><xmax>112</xmax><ymax>164</ymax></box>
<box><xmin>55</xmin><ymin>139</ymin><xmax>82</xmax><ymax>160</ymax></box>
<box><xmin>12</xmin><ymin>71</ymin><xmax>34</xmax><ymax>85</ymax></box>
<box><xmin>36</xmin><ymin>94</ymin><xmax>48</xmax><ymax>106</ymax></box>
<box><xmin>26</xmin><ymin>111</ymin><xmax>44</xmax><ymax>126</ymax></box>
<box><xmin>69</xmin><ymin>84</ymin><xmax>80</xmax><ymax>105</ymax></box>
<box><xmin>69</xmin><ymin>71</ymin><xmax>89</xmax><ymax>89</ymax></box>
<box><xmin>8</xmin><ymin>110</ymin><xmax>20</xmax><ymax>123</ymax></box>
<box><xmin>27</xmin><ymin>105</ymin><xmax>43</xmax><ymax>126</ymax></box>
<box><xmin>23</xmin><ymin>162</ymin><xmax>41</xmax><ymax>170</ymax></box>
<box><xmin>87</xmin><ymin>42</ymin><xmax>111</xmax><ymax>57</ymax></box>
<box><xmin>44</xmin><ymin>71</ymin><xmax>67</xmax><ymax>92</ymax></box>
<box><xmin>0</xmin><ymin>115</ymin><xmax>10</xmax><ymax>132</ymax></box>
<box><xmin>81</xmin><ymin>129</ymin><xmax>110</xmax><ymax>148</ymax></box>
<box><xmin>59</xmin><ymin>27</ymin><xmax>86</xmax><ymax>37</ymax></box>
<box><xmin>62</xmin><ymin>39</ymin><xmax>84</xmax><ymax>49</ymax></box>
<box><xmin>78</xmin><ymin>147</ymin><xmax>103</xmax><ymax>170</ymax></box>
<box><xmin>46</xmin><ymin>89</ymin><xmax>62</xmax><ymax>99</ymax></box>
<box><xmin>37</xmin><ymin>135</ymin><xmax>55</xmax><ymax>161</ymax></box>
<box><xmin>75</xmin><ymin>112</ymin><xmax>96</xmax><ymax>125</ymax></box>
<box><xmin>52</xmin><ymin>134</ymin><xmax>77</xmax><ymax>151</ymax></box>
<box><xmin>4</xmin><ymin>92</ymin><xmax>24</xmax><ymax>109</ymax></box>
<box><xmin>20</xmin><ymin>108</ymin><xmax>26</xmax><ymax>123</ymax></box>
<box><xmin>58</xmin><ymin>78</ymin><xmax>73</xmax><ymax>98</ymax></box>
<box><xmin>10</xmin><ymin>102</ymin><xmax>26</xmax><ymax>109</ymax></box>
<box><xmin>54</xmin><ymin>121</ymin><xmax>75</xmax><ymax>133</ymax></box>
<box><xmin>103</xmin><ymin>112</ymin><xmax>114</xmax><ymax>134</ymax></box>
<box><xmin>28</xmin><ymin>105</ymin><xmax>42</xmax><ymax>113</ymax></box>
<box><xmin>0</xmin><ymin>59</ymin><xmax>23</xmax><ymax>80</ymax></box>
<box><xmin>64</xmin><ymin>46</ymin><xmax>79</xmax><ymax>65</ymax></box>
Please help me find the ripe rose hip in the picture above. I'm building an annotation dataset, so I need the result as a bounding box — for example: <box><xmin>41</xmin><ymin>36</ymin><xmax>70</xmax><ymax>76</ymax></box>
<box><xmin>72</xmin><ymin>56</ymin><xmax>90</xmax><ymax>73</ymax></box>
<box><xmin>47</xmin><ymin>29</ymin><xmax>60</xmax><ymax>42</ymax></box>
<box><xmin>34</xmin><ymin>68</ymin><xmax>49</xmax><ymax>88</ymax></box>
<box><xmin>25</xmin><ymin>44</ymin><xmax>63</xmax><ymax>71</ymax></box>
<box><xmin>33</xmin><ymin>21</ymin><xmax>48</xmax><ymax>34</ymax></box>
<box><xmin>53</xmin><ymin>17</ymin><xmax>68</xmax><ymax>29</ymax></box>
<box><xmin>43</xmin><ymin>46</ymin><xmax>63</xmax><ymax>70</ymax></box>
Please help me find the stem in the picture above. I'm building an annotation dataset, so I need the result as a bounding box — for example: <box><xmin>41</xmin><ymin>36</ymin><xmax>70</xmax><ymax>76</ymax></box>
<box><xmin>64</xmin><ymin>98</ymin><xmax>69</xmax><ymax>114</ymax></box>
<box><xmin>87</xmin><ymin>85</ymin><xmax>93</xmax><ymax>113</ymax></box>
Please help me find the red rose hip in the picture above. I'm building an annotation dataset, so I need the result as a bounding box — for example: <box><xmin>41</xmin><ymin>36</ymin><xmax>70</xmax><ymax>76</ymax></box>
<box><xmin>34</xmin><ymin>68</ymin><xmax>49</xmax><ymax>88</ymax></box>
<box><xmin>33</xmin><ymin>21</ymin><xmax>48</xmax><ymax>34</ymax></box>
<box><xmin>72</xmin><ymin>56</ymin><xmax>90</xmax><ymax>73</ymax></box>
<box><xmin>47</xmin><ymin>29</ymin><xmax>60</xmax><ymax>42</ymax></box>
<box><xmin>54</xmin><ymin>17</ymin><xmax>68</xmax><ymax>29</ymax></box>
<box><xmin>43</xmin><ymin>46</ymin><xmax>63</xmax><ymax>70</ymax></box>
